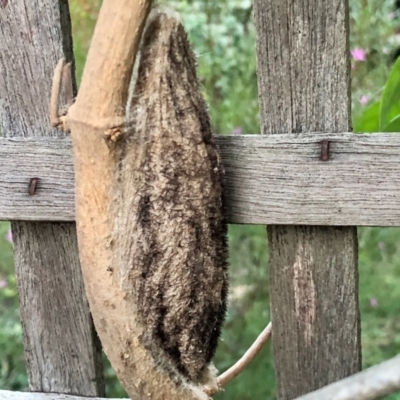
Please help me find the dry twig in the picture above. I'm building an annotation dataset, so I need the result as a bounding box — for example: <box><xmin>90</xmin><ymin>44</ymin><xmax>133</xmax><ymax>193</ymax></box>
<box><xmin>50</xmin><ymin>58</ymin><xmax>73</xmax><ymax>131</ymax></box>
<box><xmin>49</xmin><ymin>58</ymin><xmax>65</xmax><ymax>127</ymax></box>
<box><xmin>204</xmin><ymin>322</ymin><xmax>272</xmax><ymax>396</ymax></box>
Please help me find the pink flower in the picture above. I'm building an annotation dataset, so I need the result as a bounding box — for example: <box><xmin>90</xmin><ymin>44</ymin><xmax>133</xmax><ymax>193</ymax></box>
<box><xmin>369</xmin><ymin>297</ymin><xmax>378</xmax><ymax>308</ymax></box>
<box><xmin>359</xmin><ymin>95</ymin><xmax>369</xmax><ymax>105</ymax></box>
<box><xmin>0</xmin><ymin>280</ymin><xmax>7</xmax><ymax>289</ymax></box>
<box><xmin>231</xmin><ymin>127</ymin><xmax>243</xmax><ymax>136</ymax></box>
<box><xmin>351</xmin><ymin>48</ymin><xmax>366</xmax><ymax>62</ymax></box>
<box><xmin>6</xmin><ymin>228</ymin><xmax>12</xmax><ymax>244</ymax></box>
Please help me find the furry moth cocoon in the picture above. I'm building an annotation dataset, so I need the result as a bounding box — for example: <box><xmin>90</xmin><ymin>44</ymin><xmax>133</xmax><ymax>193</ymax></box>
<box><xmin>118</xmin><ymin>11</ymin><xmax>229</xmax><ymax>386</ymax></box>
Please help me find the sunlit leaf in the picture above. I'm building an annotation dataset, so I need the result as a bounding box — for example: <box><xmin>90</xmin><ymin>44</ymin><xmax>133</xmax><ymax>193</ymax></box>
<box><xmin>382</xmin><ymin>113</ymin><xmax>400</xmax><ymax>132</ymax></box>
<box><xmin>353</xmin><ymin>101</ymin><xmax>380</xmax><ymax>132</ymax></box>
<box><xmin>379</xmin><ymin>56</ymin><xmax>400</xmax><ymax>130</ymax></box>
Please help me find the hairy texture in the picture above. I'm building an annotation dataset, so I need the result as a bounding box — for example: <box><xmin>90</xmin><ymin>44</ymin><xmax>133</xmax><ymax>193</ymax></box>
<box><xmin>116</xmin><ymin>12</ymin><xmax>228</xmax><ymax>385</ymax></box>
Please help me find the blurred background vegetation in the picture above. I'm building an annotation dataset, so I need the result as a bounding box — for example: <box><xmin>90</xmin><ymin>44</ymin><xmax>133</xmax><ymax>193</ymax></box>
<box><xmin>1</xmin><ymin>0</ymin><xmax>400</xmax><ymax>399</ymax></box>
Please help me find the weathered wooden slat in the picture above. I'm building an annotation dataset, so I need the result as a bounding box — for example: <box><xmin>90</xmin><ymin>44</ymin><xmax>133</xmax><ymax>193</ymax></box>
<box><xmin>0</xmin><ymin>137</ymin><xmax>75</xmax><ymax>221</ymax></box>
<box><xmin>254</xmin><ymin>0</ymin><xmax>361</xmax><ymax>398</ymax></box>
<box><xmin>2</xmin><ymin>353</ymin><xmax>400</xmax><ymax>399</ymax></box>
<box><xmin>1</xmin><ymin>133</ymin><xmax>400</xmax><ymax>226</ymax></box>
<box><xmin>0</xmin><ymin>392</ymin><xmax>126</xmax><ymax>400</ymax></box>
<box><xmin>0</xmin><ymin>1</ymin><xmax>104</xmax><ymax>396</ymax></box>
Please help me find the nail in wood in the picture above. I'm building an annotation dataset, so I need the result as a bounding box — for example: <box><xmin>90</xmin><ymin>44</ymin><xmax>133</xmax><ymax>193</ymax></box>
<box><xmin>29</xmin><ymin>178</ymin><xmax>39</xmax><ymax>196</ymax></box>
<box><xmin>320</xmin><ymin>140</ymin><xmax>330</xmax><ymax>161</ymax></box>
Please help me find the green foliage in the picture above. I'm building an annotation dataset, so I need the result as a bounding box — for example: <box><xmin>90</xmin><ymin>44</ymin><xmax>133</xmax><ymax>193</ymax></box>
<box><xmin>352</xmin><ymin>1</ymin><xmax>400</xmax><ymax>134</ymax></box>
<box><xmin>214</xmin><ymin>225</ymin><xmax>272</xmax><ymax>400</ymax></box>
<box><xmin>69</xmin><ymin>0</ymin><xmax>100</xmax><ymax>83</ymax></box>
<box><xmin>355</xmin><ymin>56</ymin><xmax>400</xmax><ymax>133</ymax></box>
<box><xmin>0</xmin><ymin>223</ymin><xmax>26</xmax><ymax>390</ymax></box>
<box><xmin>346</xmin><ymin>3</ymin><xmax>400</xmax><ymax>400</ymax></box>
<box><xmin>166</xmin><ymin>0</ymin><xmax>259</xmax><ymax>134</ymax></box>
<box><xmin>380</xmin><ymin>57</ymin><xmax>400</xmax><ymax>130</ymax></box>
<box><xmin>1</xmin><ymin>0</ymin><xmax>400</xmax><ymax>399</ymax></box>
<box><xmin>354</xmin><ymin>100</ymin><xmax>381</xmax><ymax>132</ymax></box>
<box><xmin>359</xmin><ymin>227</ymin><xmax>400</xmax><ymax>400</ymax></box>
<box><xmin>350</xmin><ymin>0</ymin><xmax>398</xmax><ymax>122</ymax></box>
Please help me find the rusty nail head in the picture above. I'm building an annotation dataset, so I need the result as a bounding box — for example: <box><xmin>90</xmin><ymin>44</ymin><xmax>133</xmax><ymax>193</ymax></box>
<box><xmin>29</xmin><ymin>178</ymin><xmax>39</xmax><ymax>196</ymax></box>
<box><xmin>320</xmin><ymin>140</ymin><xmax>330</xmax><ymax>161</ymax></box>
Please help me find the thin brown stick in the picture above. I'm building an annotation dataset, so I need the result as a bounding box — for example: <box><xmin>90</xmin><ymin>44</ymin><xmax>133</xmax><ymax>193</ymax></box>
<box><xmin>204</xmin><ymin>322</ymin><xmax>272</xmax><ymax>396</ymax></box>
<box><xmin>62</xmin><ymin>62</ymin><xmax>74</xmax><ymax>106</ymax></box>
<box><xmin>50</xmin><ymin>58</ymin><xmax>65</xmax><ymax>127</ymax></box>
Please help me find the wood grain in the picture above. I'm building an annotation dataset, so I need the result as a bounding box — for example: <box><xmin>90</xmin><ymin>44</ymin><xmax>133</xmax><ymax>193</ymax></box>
<box><xmin>295</xmin><ymin>355</ymin><xmax>400</xmax><ymax>400</ymax></box>
<box><xmin>253</xmin><ymin>0</ymin><xmax>361</xmax><ymax>399</ymax></box>
<box><xmin>0</xmin><ymin>392</ymin><xmax>128</xmax><ymax>400</ymax></box>
<box><xmin>2</xmin><ymin>352</ymin><xmax>400</xmax><ymax>400</ymax></box>
<box><xmin>2</xmin><ymin>134</ymin><xmax>400</xmax><ymax>226</ymax></box>
<box><xmin>0</xmin><ymin>0</ymin><xmax>104</xmax><ymax>396</ymax></box>
<box><xmin>0</xmin><ymin>137</ymin><xmax>75</xmax><ymax>221</ymax></box>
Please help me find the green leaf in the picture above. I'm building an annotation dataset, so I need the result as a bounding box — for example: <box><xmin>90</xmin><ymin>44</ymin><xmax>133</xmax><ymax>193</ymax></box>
<box><xmin>382</xmin><ymin>113</ymin><xmax>400</xmax><ymax>132</ymax></box>
<box><xmin>353</xmin><ymin>101</ymin><xmax>380</xmax><ymax>132</ymax></box>
<box><xmin>379</xmin><ymin>56</ymin><xmax>400</xmax><ymax>131</ymax></box>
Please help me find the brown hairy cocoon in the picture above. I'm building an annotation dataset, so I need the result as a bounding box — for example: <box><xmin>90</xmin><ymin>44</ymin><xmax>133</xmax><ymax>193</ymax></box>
<box><xmin>116</xmin><ymin>11</ymin><xmax>229</xmax><ymax>386</ymax></box>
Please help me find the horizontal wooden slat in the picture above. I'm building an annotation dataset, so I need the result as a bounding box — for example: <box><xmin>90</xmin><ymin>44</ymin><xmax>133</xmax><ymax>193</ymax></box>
<box><xmin>0</xmin><ymin>137</ymin><xmax>75</xmax><ymax>221</ymax></box>
<box><xmin>1</xmin><ymin>133</ymin><xmax>400</xmax><ymax>226</ymax></box>
<box><xmin>0</xmin><ymin>391</ymin><xmax>125</xmax><ymax>400</ymax></box>
<box><xmin>1</xmin><ymin>354</ymin><xmax>400</xmax><ymax>399</ymax></box>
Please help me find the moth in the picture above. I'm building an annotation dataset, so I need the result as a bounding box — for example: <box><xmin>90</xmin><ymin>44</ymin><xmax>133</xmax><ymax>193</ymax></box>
<box><xmin>117</xmin><ymin>10</ymin><xmax>229</xmax><ymax>385</ymax></box>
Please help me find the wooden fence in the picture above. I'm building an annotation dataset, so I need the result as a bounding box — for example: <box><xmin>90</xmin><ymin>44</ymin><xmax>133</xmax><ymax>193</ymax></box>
<box><xmin>0</xmin><ymin>0</ymin><xmax>399</xmax><ymax>399</ymax></box>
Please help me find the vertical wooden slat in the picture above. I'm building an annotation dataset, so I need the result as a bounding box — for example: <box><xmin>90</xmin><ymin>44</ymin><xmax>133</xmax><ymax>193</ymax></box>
<box><xmin>0</xmin><ymin>1</ymin><xmax>104</xmax><ymax>396</ymax></box>
<box><xmin>253</xmin><ymin>1</ymin><xmax>361</xmax><ymax>399</ymax></box>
